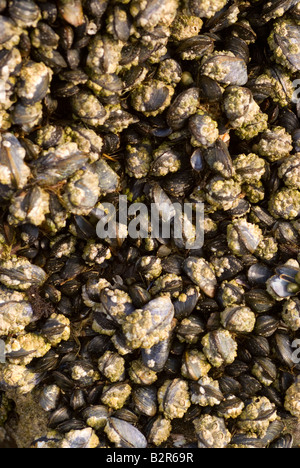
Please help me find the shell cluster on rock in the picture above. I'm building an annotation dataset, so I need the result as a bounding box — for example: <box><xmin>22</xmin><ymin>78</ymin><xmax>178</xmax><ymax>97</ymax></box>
<box><xmin>0</xmin><ymin>0</ymin><xmax>300</xmax><ymax>449</ymax></box>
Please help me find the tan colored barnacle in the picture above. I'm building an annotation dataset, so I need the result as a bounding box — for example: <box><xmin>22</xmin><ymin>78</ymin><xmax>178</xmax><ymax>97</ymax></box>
<box><xmin>256</xmin><ymin>237</ymin><xmax>278</xmax><ymax>262</ymax></box>
<box><xmin>254</xmin><ymin>126</ymin><xmax>293</xmax><ymax>162</ymax></box>
<box><xmin>0</xmin><ymin>286</ymin><xmax>34</xmax><ymax>335</ymax></box>
<box><xmin>193</xmin><ymin>414</ymin><xmax>231</xmax><ymax>448</ymax></box>
<box><xmin>98</xmin><ymin>351</ymin><xmax>125</xmax><ymax>383</ymax></box>
<box><xmin>130</xmin><ymin>0</ymin><xmax>179</xmax><ymax>30</ymax></box>
<box><xmin>122</xmin><ymin>296</ymin><xmax>174</xmax><ymax>350</ymax></box>
<box><xmin>181</xmin><ymin>349</ymin><xmax>211</xmax><ymax>380</ymax></box>
<box><xmin>5</xmin><ymin>333</ymin><xmax>51</xmax><ymax>365</ymax></box>
<box><xmin>217</xmin><ymin>395</ymin><xmax>244</xmax><ymax>420</ymax></box>
<box><xmin>62</xmin><ymin>168</ymin><xmax>100</xmax><ymax>216</ymax></box>
<box><xmin>278</xmin><ymin>154</ymin><xmax>300</xmax><ymax>189</ymax></box>
<box><xmin>41</xmin><ymin>313</ymin><xmax>71</xmax><ymax>346</ymax></box>
<box><xmin>254</xmin><ymin>69</ymin><xmax>294</xmax><ymax>107</ymax></box>
<box><xmin>217</xmin><ymin>279</ymin><xmax>245</xmax><ymax>308</ymax></box>
<box><xmin>126</xmin><ymin>139</ymin><xmax>152</xmax><ymax>179</ymax></box>
<box><xmin>269</xmin><ymin>188</ymin><xmax>300</xmax><ymax>220</ymax></box>
<box><xmin>189</xmin><ymin>110</ymin><xmax>219</xmax><ymax>148</ymax></box>
<box><xmin>17</xmin><ymin>61</ymin><xmax>52</xmax><ymax>105</ymax></box>
<box><xmin>131</xmin><ymin>80</ymin><xmax>174</xmax><ymax>117</ymax></box>
<box><xmin>138</xmin><ymin>256</ymin><xmax>162</xmax><ymax>282</ymax></box>
<box><xmin>128</xmin><ymin>360</ymin><xmax>158</xmax><ymax>386</ymax></box>
<box><xmin>171</xmin><ymin>10</ymin><xmax>203</xmax><ymax>41</ymax></box>
<box><xmin>182</xmin><ymin>257</ymin><xmax>217</xmax><ymax>297</ymax></box>
<box><xmin>82</xmin><ymin>241</ymin><xmax>111</xmax><ymax>266</ymax></box>
<box><xmin>284</xmin><ymin>382</ymin><xmax>300</xmax><ymax>418</ymax></box>
<box><xmin>157</xmin><ymin>378</ymin><xmax>191</xmax><ymax>420</ymax></box>
<box><xmin>268</xmin><ymin>18</ymin><xmax>300</xmax><ymax>72</ymax></box>
<box><xmin>60</xmin><ymin>428</ymin><xmax>100</xmax><ymax>449</ymax></box>
<box><xmin>190</xmin><ymin>376</ymin><xmax>223</xmax><ymax>407</ymax></box>
<box><xmin>8</xmin><ymin>186</ymin><xmax>50</xmax><ymax>227</ymax></box>
<box><xmin>147</xmin><ymin>416</ymin><xmax>172</xmax><ymax>446</ymax></box>
<box><xmin>0</xmin><ymin>256</ymin><xmax>47</xmax><ymax>291</ymax></box>
<box><xmin>101</xmin><ymin>383</ymin><xmax>132</xmax><ymax>410</ymax></box>
<box><xmin>201</xmin><ymin>51</ymin><xmax>248</xmax><ymax>86</ymax></box>
<box><xmin>201</xmin><ymin>329</ymin><xmax>237</xmax><ymax>368</ymax></box>
<box><xmin>0</xmin><ymin>133</ymin><xmax>31</xmax><ymax>190</ymax></box>
<box><xmin>206</xmin><ymin>176</ymin><xmax>242</xmax><ymax>211</ymax></box>
<box><xmin>227</xmin><ymin>218</ymin><xmax>263</xmax><ymax>257</ymax></box>
<box><xmin>220</xmin><ymin>306</ymin><xmax>256</xmax><ymax>333</ymax></box>
<box><xmin>233</xmin><ymin>153</ymin><xmax>266</xmax><ymax>184</ymax></box>
<box><xmin>186</xmin><ymin>0</ymin><xmax>229</xmax><ymax>19</ymax></box>
<box><xmin>223</xmin><ymin>86</ymin><xmax>268</xmax><ymax>139</ymax></box>
<box><xmin>237</xmin><ymin>396</ymin><xmax>277</xmax><ymax>437</ymax></box>
<box><xmin>282</xmin><ymin>298</ymin><xmax>300</xmax><ymax>331</ymax></box>
<box><xmin>0</xmin><ymin>364</ymin><xmax>41</xmax><ymax>394</ymax></box>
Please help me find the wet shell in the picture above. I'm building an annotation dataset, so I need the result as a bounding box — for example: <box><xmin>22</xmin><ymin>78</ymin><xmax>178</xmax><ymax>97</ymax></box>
<box><xmin>105</xmin><ymin>417</ymin><xmax>147</xmax><ymax>448</ymax></box>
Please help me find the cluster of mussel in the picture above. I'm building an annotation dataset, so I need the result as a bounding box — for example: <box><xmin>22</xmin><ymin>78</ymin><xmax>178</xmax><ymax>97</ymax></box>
<box><xmin>1</xmin><ymin>0</ymin><xmax>300</xmax><ymax>449</ymax></box>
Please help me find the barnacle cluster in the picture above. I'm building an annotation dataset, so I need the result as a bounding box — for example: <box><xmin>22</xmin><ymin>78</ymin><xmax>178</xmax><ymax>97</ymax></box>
<box><xmin>0</xmin><ymin>0</ymin><xmax>300</xmax><ymax>449</ymax></box>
